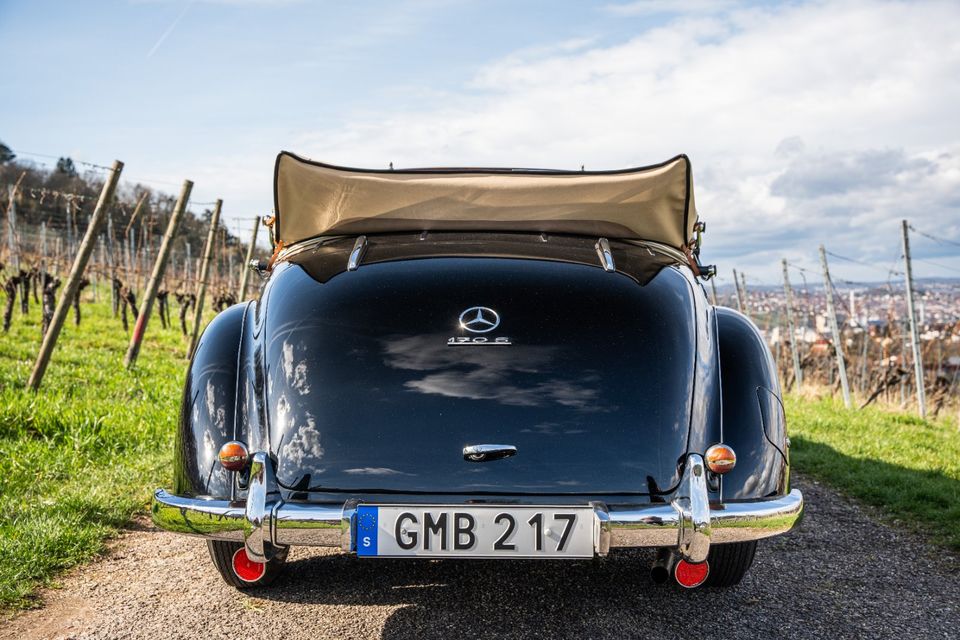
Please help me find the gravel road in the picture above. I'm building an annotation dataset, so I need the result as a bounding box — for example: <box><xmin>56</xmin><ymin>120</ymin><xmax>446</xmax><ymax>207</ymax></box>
<box><xmin>4</xmin><ymin>475</ymin><xmax>959</xmax><ymax>640</ymax></box>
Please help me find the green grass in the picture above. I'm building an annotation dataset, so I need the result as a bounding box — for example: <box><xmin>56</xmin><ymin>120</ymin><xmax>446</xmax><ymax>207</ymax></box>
<box><xmin>0</xmin><ymin>289</ymin><xmax>204</xmax><ymax>609</ymax></box>
<box><xmin>786</xmin><ymin>395</ymin><xmax>960</xmax><ymax>550</ymax></box>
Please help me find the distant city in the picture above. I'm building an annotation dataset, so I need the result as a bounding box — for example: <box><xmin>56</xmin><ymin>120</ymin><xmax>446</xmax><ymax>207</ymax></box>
<box><xmin>711</xmin><ymin>278</ymin><xmax>960</xmax><ymax>368</ymax></box>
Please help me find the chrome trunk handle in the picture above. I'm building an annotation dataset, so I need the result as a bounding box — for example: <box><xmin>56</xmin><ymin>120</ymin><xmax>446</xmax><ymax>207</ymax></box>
<box><xmin>462</xmin><ymin>444</ymin><xmax>517</xmax><ymax>462</ymax></box>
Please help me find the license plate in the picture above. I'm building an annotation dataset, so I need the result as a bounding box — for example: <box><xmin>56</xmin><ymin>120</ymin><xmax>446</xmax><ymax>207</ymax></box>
<box><xmin>355</xmin><ymin>505</ymin><xmax>596</xmax><ymax>558</ymax></box>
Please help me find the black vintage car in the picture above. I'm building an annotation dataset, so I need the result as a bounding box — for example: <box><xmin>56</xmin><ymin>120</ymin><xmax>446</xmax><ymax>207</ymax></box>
<box><xmin>153</xmin><ymin>152</ymin><xmax>803</xmax><ymax>589</ymax></box>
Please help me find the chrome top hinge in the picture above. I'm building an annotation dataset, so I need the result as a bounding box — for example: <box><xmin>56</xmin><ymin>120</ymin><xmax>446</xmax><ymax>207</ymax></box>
<box><xmin>347</xmin><ymin>235</ymin><xmax>368</xmax><ymax>271</ymax></box>
<box><xmin>595</xmin><ymin>237</ymin><xmax>615</xmax><ymax>272</ymax></box>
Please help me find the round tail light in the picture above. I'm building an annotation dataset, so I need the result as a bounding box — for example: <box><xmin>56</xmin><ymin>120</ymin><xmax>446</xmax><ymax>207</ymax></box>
<box><xmin>674</xmin><ymin>559</ymin><xmax>709</xmax><ymax>588</ymax></box>
<box><xmin>705</xmin><ymin>444</ymin><xmax>736</xmax><ymax>474</ymax></box>
<box><xmin>218</xmin><ymin>441</ymin><xmax>250</xmax><ymax>471</ymax></box>
<box><xmin>231</xmin><ymin>547</ymin><xmax>266</xmax><ymax>583</ymax></box>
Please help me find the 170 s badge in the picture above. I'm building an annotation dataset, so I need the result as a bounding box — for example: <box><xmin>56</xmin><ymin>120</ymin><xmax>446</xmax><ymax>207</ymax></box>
<box><xmin>448</xmin><ymin>336</ymin><xmax>512</xmax><ymax>346</ymax></box>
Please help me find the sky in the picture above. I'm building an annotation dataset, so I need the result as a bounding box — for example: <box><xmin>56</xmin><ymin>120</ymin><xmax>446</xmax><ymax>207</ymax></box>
<box><xmin>1</xmin><ymin>0</ymin><xmax>959</xmax><ymax>285</ymax></box>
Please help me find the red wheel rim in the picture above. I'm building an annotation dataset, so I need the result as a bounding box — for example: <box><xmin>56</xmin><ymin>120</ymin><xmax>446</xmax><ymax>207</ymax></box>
<box><xmin>231</xmin><ymin>547</ymin><xmax>267</xmax><ymax>583</ymax></box>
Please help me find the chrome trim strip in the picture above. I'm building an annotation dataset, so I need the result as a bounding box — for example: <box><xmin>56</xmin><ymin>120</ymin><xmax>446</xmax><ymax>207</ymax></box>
<box><xmin>595</xmin><ymin>237</ymin><xmax>615</xmax><ymax>272</ymax></box>
<box><xmin>152</xmin><ymin>490</ymin><xmax>345</xmax><ymax>546</ymax></box>
<box><xmin>274</xmin><ymin>235</ymin><xmax>350</xmax><ymax>262</ymax></box>
<box><xmin>620</xmin><ymin>238</ymin><xmax>689</xmax><ymax>265</ymax></box>
<box><xmin>151</xmin><ymin>491</ymin><xmax>247</xmax><ymax>542</ymax></box>
<box><xmin>606</xmin><ymin>489</ymin><xmax>803</xmax><ymax>549</ymax></box>
<box><xmin>272</xmin><ymin>502</ymin><xmax>345</xmax><ymax>547</ymax></box>
<box><xmin>604</xmin><ymin>503</ymin><xmax>679</xmax><ymax>548</ymax></box>
<box><xmin>347</xmin><ymin>235</ymin><xmax>368</xmax><ymax>271</ymax></box>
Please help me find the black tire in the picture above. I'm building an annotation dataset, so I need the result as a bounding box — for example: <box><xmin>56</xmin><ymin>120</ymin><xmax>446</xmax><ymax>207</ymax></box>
<box><xmin>704</xmin><ymin>541</ymin><xmax>757</xmax><ymax>588</ymax></box>
<box><xmin>207</xmin><ymin>540</ymin><xmax>288</xmax><ymax>589</ymax></box>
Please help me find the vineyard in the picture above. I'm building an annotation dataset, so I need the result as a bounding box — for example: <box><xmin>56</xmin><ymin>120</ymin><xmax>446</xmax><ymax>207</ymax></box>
<box><xmin>1</xmin><ymin>153</ymin><xmax>267</xmax><ymax>383</ymax></box>
<box><xmin>5</xmin><ymin>153</ymin><xmax>958</xmax><ymax>414</ymax></box>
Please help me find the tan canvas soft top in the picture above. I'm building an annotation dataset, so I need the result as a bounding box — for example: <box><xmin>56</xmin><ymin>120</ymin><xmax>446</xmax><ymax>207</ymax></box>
<box><xmin>273</xmin><ymin>152</ymin><xmax>698</xmax><ymax>250</ymax></box>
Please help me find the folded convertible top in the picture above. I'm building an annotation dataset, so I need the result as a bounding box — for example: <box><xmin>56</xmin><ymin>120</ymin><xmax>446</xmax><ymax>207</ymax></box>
<box><xmin>273</xmin><ymin>151</ymin><xmax>698</xmax><ymax>250</ymax></box>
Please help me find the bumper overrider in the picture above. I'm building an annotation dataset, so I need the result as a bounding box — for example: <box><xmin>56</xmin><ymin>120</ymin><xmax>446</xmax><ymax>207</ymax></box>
<box><xmin>152</xmin><ymin>453</ymin><xmax>803</xmax><ymax>563</ymax></box>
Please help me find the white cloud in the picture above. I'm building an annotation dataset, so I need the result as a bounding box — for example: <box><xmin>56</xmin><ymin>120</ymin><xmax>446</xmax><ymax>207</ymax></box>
<box><xmin>290</xmin><ymin>0</ymin><xmax>960</xmax><ymax>282</ymax></box>
<box><xmin>603</xmin><ymin>1</ymin><xmax>742</xmax><ymax>17</ymax></box>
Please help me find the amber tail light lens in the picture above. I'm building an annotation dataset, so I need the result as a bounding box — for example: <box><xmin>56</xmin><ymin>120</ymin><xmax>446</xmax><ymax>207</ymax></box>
<box><xmin>218</xmin><ymin>441</ymin><xmax>250</xmax><ymax>471</ymax></box>
<box><xmin>705</xmin><ymin>444</ymin><xmax>736</xmax><ymax>474</ymax></box>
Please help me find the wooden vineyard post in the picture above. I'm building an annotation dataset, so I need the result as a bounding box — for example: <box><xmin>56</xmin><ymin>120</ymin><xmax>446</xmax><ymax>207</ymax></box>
<box><xmin>782</xmin><ymin>258</ymin><xmax>803</xmax><ymax>391</ymax></box>
<box><xmin>39</xmin><ymin>222</ymin><xmax>48</xmax><ymax>275</ymax></box>
<box><xmin>709</xmin><ymin>278</ymin><xmax>718</xmax><ymax>306</ymax></box>
<box><xmin>95</xmin><ymin>235</ymin><xmax>104</xmax><ymax>302</ymax></box>
<box><xmin>228</xmin><ymin>249</ymin><xmax>234</xmax><ymax>292</ymax></box>
<box><xmin>28</xmin><ymin>160</ymin><xmax>124</xmax><ymax>391</ymax></box>
<box><xmin>901</xmin><ymin>220</ymin><xmax>927</xmax><ymax>418</ymax></box>
<box><xmin>184</xmin><ymin>241</ymin><xmax>192</xmax><ymax>288</ymax></box>
<box><xmin>858</xmin><ymin>330</ymin><xmax>869</xmax><ymax>395</ymax></box>
<box><xmin>124</xmin><ymin>180</ymin><xmax>193</xmax><ymax>369</ymax></box>
<box><xmin>819</xmin><ymin>245</ymin><xmax>852</xmax><ymax>408</ymax></box>
<box><xmin>732</xmin><ymin>269</ymin><xmax>745</xmax><ymax>314</ymax></box>
<box><xmin>124</xmin><ymin>192</ymin><xmax>148</xmax><ymax>238</ymax></box>
<box><xmin>107</xmin><ymin>215</ymin><xmax>118</xmax><ymax>314</ymax></box>
<box><xmin>237</xmin><ymin>217</ymin><xmax>259</xmax><ymax>300</ymax></box>
<box><xmin>127</xmin><ymin>227</ymin><xmax>136</xmax><ymax>291</ymax></box>
<box><xmin>186</xmin><ymin>199</ymin><xmax>222</xmax><ymax>359</ymax></box>
<box><xmin>5</xmin><ymin>172</ymin><xmax>26</xmax><ymax>277</ymax></box>
<box><xmin>739</xmin><ymin>270</ymin><xmax>750</xmax><ymax>317</ymax></box>
<box><xmin>66</xmin><ymin>199</ymin><xmax>75</xmax><ymax>257</ymax></box>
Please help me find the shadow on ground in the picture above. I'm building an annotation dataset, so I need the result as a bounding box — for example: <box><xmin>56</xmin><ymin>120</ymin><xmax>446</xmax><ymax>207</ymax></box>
<box><xmin>260</xmin><ymin>549</ymin><xmax>668</xmax><ymax>637</ymax></box>
<box><xmin>261</xmin><ymin>547</ymin><xmax>815</xmax><ymax>639</ymax></box>
<box><xmin>228</xmin><ymin>472</ymin><xmax>960</xmax><ymax>640</ymax></box>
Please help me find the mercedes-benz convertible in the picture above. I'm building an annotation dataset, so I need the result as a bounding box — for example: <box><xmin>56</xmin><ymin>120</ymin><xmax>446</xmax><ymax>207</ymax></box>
<box><xmin>152</xmin><ymin>152</ymin><xmax>803</xmax><ymax>590</ymax></box>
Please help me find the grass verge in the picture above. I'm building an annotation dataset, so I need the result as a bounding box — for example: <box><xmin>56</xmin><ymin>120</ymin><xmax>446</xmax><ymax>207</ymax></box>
<box><xmin>785</xmin><ymin>395</ymin><xmax>960</xmax><ymax>551</ymax></box>
<box><xmin>0</xmin><ymin>290</ymin><xmax>199</xmax><ymax>609</ymax></box>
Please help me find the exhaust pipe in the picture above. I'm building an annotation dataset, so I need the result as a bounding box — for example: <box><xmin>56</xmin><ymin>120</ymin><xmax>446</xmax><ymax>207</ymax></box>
<box><xmin>650</xmin><ymin>548</ymin><xmax>677</xmax><ymax>584</ymax></box>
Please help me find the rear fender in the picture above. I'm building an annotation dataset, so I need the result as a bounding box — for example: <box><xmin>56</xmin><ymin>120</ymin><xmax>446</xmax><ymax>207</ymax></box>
<box><xmin>173</xmin><ymin>303</ymin><xmax>252</xmax><ymax>498</ymax></box>
<box><xmin>716</xmin><ymin>307</ymin><xmax>789</xmax><ymax>500</ymax></box>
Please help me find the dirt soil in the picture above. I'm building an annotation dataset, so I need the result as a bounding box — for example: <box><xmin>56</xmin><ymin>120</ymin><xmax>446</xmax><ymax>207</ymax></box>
<box><xmin>3</xmin><ymin>475</ymin><xmax>958</xmax><ymax>640</ymax></box>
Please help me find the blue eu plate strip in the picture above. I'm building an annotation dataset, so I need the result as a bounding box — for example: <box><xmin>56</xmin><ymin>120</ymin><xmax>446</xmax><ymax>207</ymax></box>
<box><xmin>356</xmin><ymin>506</ymin><xmax>379</xmax><ymax>556</ymax></box>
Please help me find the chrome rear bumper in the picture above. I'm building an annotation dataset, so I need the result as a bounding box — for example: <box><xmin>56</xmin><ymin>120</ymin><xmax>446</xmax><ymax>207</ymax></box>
<box><xmin>152</xmin><ymin>454</ymin><xmax>803</xmax><ymax>564</ymax></box>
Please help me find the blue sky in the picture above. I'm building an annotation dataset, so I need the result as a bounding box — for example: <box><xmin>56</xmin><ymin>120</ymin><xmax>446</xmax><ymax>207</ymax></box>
<box><xmin>2</xmin><ymin>0</ymin><xmax>958</xmax><ymax>283</ymax></box>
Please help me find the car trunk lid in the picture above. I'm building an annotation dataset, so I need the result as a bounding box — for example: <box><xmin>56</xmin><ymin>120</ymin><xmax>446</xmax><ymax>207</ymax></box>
<box><xmin>264</xmin><ymin>245</ymin><xmax>697</xmax><ymax>495</ymax></box>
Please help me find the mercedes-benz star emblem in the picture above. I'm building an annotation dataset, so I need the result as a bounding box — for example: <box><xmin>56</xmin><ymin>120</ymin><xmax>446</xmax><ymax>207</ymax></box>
<box><xmin>459</xmin><ymin>306</ymin><xmax>500</xmax><ymax>333</ymax></box>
